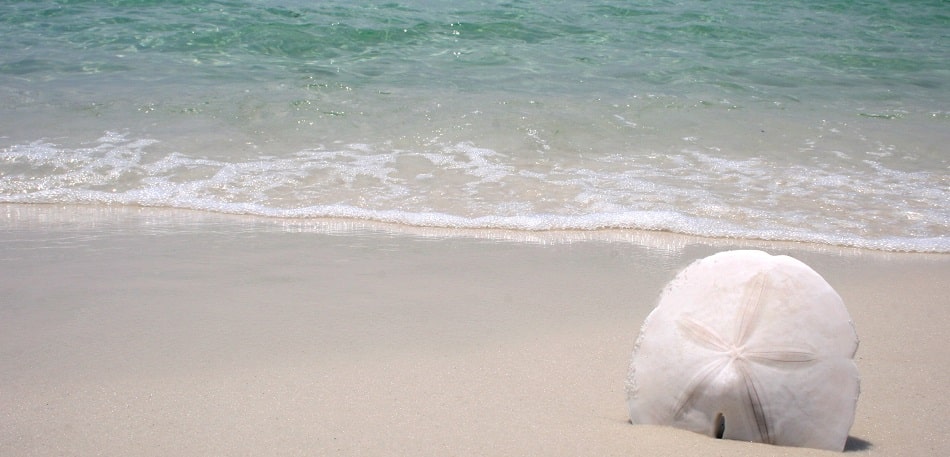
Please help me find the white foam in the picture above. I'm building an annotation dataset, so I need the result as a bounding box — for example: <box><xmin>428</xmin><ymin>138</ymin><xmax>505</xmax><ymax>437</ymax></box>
<box><xmin>1</xmin><ymin>132</ymin><xmax>947</xmax><ymax>252</ymax></box>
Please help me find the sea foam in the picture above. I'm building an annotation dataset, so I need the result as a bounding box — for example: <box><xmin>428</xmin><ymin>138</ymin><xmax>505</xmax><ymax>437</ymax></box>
<box><xmin>2</xmin><ymin>132</ymin><xmax>947</xmax><ymax>253</ymax></box>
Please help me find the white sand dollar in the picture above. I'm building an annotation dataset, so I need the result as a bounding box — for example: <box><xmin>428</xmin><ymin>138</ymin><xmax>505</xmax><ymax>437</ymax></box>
<box><xmin>626</xmin><ymin>250</ymin><xmax>860</xmax><ymax>451</ymax></box>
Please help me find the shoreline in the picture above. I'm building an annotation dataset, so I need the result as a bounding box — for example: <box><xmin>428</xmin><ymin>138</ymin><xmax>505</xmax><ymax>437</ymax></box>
<box><xmin>3</xmin><ymin>203</ymin><xmax>946</xmax><ymax>256</ymax></box>
<box><xmin>1</xmin><ymin>203</ymin><xmax>947</xmax><ymax>456</ymax></box>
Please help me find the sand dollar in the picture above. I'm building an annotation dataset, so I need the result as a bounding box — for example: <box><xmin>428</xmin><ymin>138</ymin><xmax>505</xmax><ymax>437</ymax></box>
<box><xmin>626</xmin><ymin>250</ymin><xmax>860</xmax><ymax>451</ymax></box>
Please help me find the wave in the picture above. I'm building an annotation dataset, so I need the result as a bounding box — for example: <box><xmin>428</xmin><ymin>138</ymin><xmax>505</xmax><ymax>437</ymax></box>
<box><xmin>2</xmin><ymin>132</ymin><xmax>948</xmax><ymax>253</ymax></box>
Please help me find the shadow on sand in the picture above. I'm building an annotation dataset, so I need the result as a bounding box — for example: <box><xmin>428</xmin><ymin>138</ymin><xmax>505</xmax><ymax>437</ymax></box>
<box><xmin>844</xmin><ymin>436</ymin><xmax>872</xmax><ymax>452</ymax></box>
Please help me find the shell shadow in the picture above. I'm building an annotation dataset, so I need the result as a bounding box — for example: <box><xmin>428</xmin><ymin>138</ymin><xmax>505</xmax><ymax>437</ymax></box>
<box><xmin>844</xmin><ymin>436</ymin><xmax>872</xmax><ymax>452</ymax></box>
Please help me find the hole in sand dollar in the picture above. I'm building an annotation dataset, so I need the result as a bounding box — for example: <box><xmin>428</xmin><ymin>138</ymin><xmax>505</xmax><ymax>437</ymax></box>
<box><xmin>714</xmin><ymin>413</ymin><xmax>725</xmax><ymax>439</ymax></box>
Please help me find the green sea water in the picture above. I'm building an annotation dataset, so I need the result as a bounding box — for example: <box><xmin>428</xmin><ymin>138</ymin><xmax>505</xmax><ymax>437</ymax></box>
<box><xmin>1</xmin><ymin>0</ymin><xmax>948</xmax><ymax>251</ymax></box>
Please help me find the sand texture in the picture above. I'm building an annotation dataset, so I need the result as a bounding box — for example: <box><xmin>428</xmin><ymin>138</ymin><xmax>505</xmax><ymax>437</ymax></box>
<box><xmin>1</xmin><ymin>205</ymin><xmax>948</xmax><ymax>456</ymax></box>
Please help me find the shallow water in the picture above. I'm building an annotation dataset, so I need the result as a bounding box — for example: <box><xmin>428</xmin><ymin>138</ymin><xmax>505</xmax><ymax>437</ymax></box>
<box><xmin>1</xmin><ymin>0</ymin><xmax>948</xmax><ymax>251</ymax></box>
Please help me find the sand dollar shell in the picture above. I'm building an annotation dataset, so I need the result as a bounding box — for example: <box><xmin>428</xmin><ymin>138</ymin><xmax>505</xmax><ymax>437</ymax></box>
<box><xmin>626</xmin><ymin>250</ymin><xmax>860</xmax><ymax>451</ymax></box>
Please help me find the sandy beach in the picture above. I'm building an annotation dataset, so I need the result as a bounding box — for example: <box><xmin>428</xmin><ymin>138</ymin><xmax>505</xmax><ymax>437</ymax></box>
<box><xmin>1</xmin><ymin>204</ymin><xmax>947</xmax><ymax>456</ymax></box>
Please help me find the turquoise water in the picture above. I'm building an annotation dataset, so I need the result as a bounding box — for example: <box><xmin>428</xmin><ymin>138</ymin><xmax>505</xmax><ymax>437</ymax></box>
<box><xmin>1</xmin><ymin>0</ymin><xmax>948</xmax><ymax>251</ymax></box>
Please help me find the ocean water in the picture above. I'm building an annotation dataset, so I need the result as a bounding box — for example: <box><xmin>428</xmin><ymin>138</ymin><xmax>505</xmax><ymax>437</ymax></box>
<box><xmin>1</xmin><ymin>0</ymin><xmax>947</xmax><ymax>252</ymax></box>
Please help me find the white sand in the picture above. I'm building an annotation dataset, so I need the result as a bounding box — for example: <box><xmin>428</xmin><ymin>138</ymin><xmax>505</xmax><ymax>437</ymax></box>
<box><xmin>1</xmin><ymin>204</ymin><xmax>947</xmax><ymax>456</ymax></box>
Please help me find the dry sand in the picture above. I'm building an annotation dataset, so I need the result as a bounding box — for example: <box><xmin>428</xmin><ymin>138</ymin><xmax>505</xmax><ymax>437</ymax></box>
<box><xmin>1</xmin><ymin>204</ymin><xmax>948</xmax><ymax>456</ymax></box>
